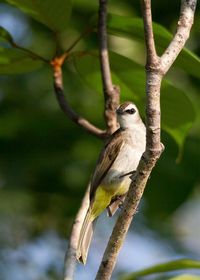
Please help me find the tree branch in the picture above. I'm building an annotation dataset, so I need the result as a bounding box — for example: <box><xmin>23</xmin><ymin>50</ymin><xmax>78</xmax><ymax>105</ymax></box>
<box><xmin>98</xmin><ymin>0</ymin><xmax>120</xmax><ymax>134</ymax></box>
<box><xmin>62</xmin><ymin>1</ymin><xmax>121</xmax><ymax>278</ymax></box>
<box><xmin>51</xmin><ymin>56</ymin><xmax>106</xmax><ymax>139</ymax></box>
<box><xmin>95</xmin><ymin>0</ymin><xmax>197</xmax><ymax>279</ymax></box>
<box><xmin>160</xmin><ymin>0</ymin><xmax>197</xmax><ymax>74</ymax></box>
<box><xmin>141</xmin><ymin>0</ymin><xmax>158</xmax><ymax>66</ymax></box>
<box><xmin>58</xmin><ymin>2</ymin><xmax>121</xmax><ymax>274</ymax></box>
<box><xmin>64</xmin><ymin>185</ymin><xmax>90</xmax><ymax>280</ymax></box>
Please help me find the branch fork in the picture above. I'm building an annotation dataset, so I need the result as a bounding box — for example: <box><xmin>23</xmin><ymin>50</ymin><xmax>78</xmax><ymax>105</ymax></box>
<box><xmin>61</xmin><ymin>0</ymin><xmax>197</xmax><ymax>279</ymax></box>
<box><xmin>62</xmin><ymin>0</ymin><xmax>120</xmax><ymax>278</ymax></box>
<box><xmin>96</xmin><ymin>1</ymin><xmax>197</xmax><ymax>279</ymax></box>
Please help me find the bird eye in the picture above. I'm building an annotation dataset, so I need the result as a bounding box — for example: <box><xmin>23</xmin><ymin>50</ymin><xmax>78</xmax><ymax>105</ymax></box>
<box><xmin>126</xmin><ymin>108</ymin><xmax>135</xmax><ymax>114</ymax></box>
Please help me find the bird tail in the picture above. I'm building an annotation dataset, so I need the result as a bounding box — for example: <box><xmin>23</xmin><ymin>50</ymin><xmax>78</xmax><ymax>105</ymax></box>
<box><xmin>76</xmin><ymin>209</ymin><xmax>96</xmax><ymax>264</ymax></box>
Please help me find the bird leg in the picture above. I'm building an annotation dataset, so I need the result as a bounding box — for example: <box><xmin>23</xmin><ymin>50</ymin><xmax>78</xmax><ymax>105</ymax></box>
<box><xmin>107</xmin><ymin>194</ymin><xmax>126</xmax><ymax>217</ymax></box>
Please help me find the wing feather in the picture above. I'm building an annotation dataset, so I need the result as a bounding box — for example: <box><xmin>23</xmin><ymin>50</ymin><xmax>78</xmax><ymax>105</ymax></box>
<box><xmin>90</xmin><ymin>129</ymin><xmax>124</xmax><ymax>200</ymax></box>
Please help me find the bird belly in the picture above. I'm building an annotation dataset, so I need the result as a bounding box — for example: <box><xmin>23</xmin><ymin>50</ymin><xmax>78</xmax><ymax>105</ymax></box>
<box><xmin>102</xmin><ymin>143</ymin><xmax>142</xmax><ymax>192</ymax></box>
<box><xmin>90</xmin><ymin>139</ymin><xmax>145</xmax><ymax>221</ymax></box>
<box><xmin>102</xmin><ymin>176</ymin><xmax>131</xmax><ymax>195</ymax></box>
<box><xmin>90</xmin><ymin>186</ymin><xmax>113</xmax><ymax>221</ymax></box>
<box><xmin>90</xmin><ymin>180</ymin><xmax>129</xmax><ymax>220</ymax></box>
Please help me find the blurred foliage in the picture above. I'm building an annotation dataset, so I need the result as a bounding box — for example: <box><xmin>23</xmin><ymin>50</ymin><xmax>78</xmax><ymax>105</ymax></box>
<box><xmin>168</xmin><ymin>276</ymin><xmax>200</xmax><ymax>280</ymax></box>
<box><xmin>121</xmin><ymin>259</ymin><xmax>200</xmax><ymax>280</ymax></box>
<box><xmin>0</xmin><ymin>0</ymin><xmax>200</xmax><ymax>279</ymax></box>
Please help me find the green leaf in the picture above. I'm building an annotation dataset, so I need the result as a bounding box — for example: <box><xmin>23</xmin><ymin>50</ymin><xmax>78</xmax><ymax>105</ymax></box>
<box><xmin>120</xmin><ymin>259</ymin><xmax>200</xmax><ymax>280</ymax></box>
<box><xmin>0</xmin><ymin>26</ymin><xmax>14</xmax><ymax>43</ymax></box>
<box><xmin>0</xmin><ymin>47</ymin><xmax>44</xmax><ymax>74</ymax></box>
<box><xmin>161</xmin><ymin>84</ymin><xmax>195</xmax><ymax>151</ymax></box>
<box><xmin>73</xmin><ymin>51</ymin><xmax>195</xmax><ymax>149</ymax></box>
<box><xmin>5</xmin><ymin>0</ymin><xmax>73</xmax><ymax>32</ymax></box>
<box><xmin>107</xmin><ymin>14</ymin><xmax>200</xmax><ymax>79</ymax></box>
<box><xmin>168</xmin><ymin>275</ymin><xmax>200</xmax><ymax>280</ymax></box>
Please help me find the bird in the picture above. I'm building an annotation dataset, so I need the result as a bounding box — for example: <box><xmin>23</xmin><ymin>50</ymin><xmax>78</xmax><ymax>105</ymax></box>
<box><xmin>76</xmin><ymin>101</ymin><xmax>146</xmax><ymax>264</ymax></box>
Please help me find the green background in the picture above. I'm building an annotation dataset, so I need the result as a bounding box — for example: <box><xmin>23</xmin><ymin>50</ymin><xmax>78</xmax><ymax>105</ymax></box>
<box><xmin>0</xmin><ymin>0</ymin><xmax>200</xmax><ymax>279</ymax></box>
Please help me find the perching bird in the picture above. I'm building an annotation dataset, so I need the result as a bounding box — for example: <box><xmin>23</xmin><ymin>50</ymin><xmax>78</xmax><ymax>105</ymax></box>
<box><xmin>76</xmin><ymin>102</ymin><xmax>146</xmax><ymax>264</ymax></box>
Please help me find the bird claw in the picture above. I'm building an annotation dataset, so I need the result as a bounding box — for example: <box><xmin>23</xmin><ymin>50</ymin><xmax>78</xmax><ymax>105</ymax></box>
<box><xmin>119</xmin><ymin>203</ymin><xmax>124</xmax><ymax>210</ymax></box>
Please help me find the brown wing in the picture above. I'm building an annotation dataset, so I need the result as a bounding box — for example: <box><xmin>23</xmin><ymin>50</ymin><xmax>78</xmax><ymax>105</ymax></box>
<box><xmin>90</xmin><ymin>128</ymin><xmax>124</xmax><ymax>200</ymax></box>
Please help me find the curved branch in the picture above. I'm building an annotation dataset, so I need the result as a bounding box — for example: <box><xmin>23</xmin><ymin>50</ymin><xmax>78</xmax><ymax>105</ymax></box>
<box><xmin>160</xmin><ymin>0</ymin><xmax>197</xmax><ymax>74</ymax></box>
<box><xmin>51</xmin><ymin>56</ymin><xmax>106</xmax><ymax>139</ymax></box>
<box><xmin>98</xmin><ymin>0</ymin><xmax>120</xmax><ymax>134</ymax></box>
<box><xmin>95</xmin><ymin>0</ymin><xmax>197</xmax><ymax>279</ymax></box>
<box><xmin>52</xmin><ymin>51</ymin><xmax>106</xmax><ymax>280</ymax></box>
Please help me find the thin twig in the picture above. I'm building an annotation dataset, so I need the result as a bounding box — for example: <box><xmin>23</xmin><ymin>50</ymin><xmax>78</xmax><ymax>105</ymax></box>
<box><xmin>12</xmin><ymin>42</ymin><xmax>49</xmax><ymax>63</ymax></box>
<box><xmin>141</xmin><ymin>0</ymin><xmax>158</xmax><ymax>66</ymax></box>
<box><xmin>160</xmin><ymin>0</ymin><xmax>197</xmax><ymax>74</ymax></box>
<box><xmin>65</xmin><ymin>27</ymin><xmax>93</xmax><ymax>54</ymax></box>
<box><xmin>98</xmin><ymin>0</ymin><xmax>120</xmax><ymax>134</ymax></box>
<box><xmin>95</xmin><ymin>0</ymin><xmax>197</xmax><ymax>279</ymax></box>
<box><xmin>51</xmin><ymin>56</ymin><xmax>106</xmax><ymax>139</ymax></box>
<box><xmin>98</xmin><ymin>0</ymin><xmax>113</xmax><ymax>92</ymax></box>
<box><xmin>64</xmin><ymin>185</ymin><xmax>90</xmax><ymax>280</ymax></box>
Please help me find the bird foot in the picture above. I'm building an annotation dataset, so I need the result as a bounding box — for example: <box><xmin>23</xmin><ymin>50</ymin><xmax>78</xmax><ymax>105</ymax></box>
<box><xmin>118</xmin><ymin>202</ymin><xmax>124</xmax><ymax>210</ymax></box>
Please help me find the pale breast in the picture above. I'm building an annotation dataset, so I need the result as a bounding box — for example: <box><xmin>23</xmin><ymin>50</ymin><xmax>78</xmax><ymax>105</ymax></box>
<box><xmin>102</xmin><ymin>125</ymin><xmax>146</xmax><ymax>193</ymax></box>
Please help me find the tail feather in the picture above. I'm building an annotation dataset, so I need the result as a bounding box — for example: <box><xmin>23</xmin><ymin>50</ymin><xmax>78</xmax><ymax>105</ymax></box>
<box><xmin>76</xmin><ymin>210</ymin><xmax>96</xmax><ymax>264</ymax></box>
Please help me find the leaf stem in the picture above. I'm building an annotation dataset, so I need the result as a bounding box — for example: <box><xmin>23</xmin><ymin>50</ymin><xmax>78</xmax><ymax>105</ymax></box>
<box><xmin>95</xmin><ymin>0</ymin><xmax>197</xmax><ymax>279</ymax></box>
<box><xmin>65</xmin><ymin>27</ymin><xmax>93</xmax><ymax>54</ymax></box>
<box><xmin>11</xmin><ymin>42</ymin><xmax>49</xmax><ymax>63</ymax></box>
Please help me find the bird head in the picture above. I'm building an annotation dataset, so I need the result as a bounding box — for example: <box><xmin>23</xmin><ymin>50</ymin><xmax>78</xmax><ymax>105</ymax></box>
<box><xmin>116</xmin><ymin>102</ymin><xmax>141</xmax><ymax>129</ymax></box>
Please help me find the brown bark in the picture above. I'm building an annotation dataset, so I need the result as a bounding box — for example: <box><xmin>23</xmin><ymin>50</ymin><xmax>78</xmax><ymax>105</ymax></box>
<box><xmin>51</xmin><ymin>56</ymin><xmax>106</xmax><ymax>139</ymax></box>
<box><xmin>95</xmin><ymin>0</ymin><xmax>197</xmax><ymax>279</ymax></box>
<box><xmin>61</xmin><ymin>1</ymin><xmax>121</xmax><ymax>278</ymax></box>
<box><xmin>98</xmin><ymin>0</ymin><xmax>120</xmax><ymax>134</ymax></box>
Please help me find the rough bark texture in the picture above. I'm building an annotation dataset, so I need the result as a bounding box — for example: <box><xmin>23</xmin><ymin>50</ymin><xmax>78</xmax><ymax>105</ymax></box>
<box><xmin>95</xmin><ymin>0</ymin><xmax>197</xmax><ymax>279</ymax></box>
<box><xmin>98</xmin><ymin>0</ymin><xmax>120</xmax><ymax>134</ymax></box>
<box><xmin>60</xmin><ymin>1</ymin><xmax>121</xmax><ymax>279</ymax></box>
